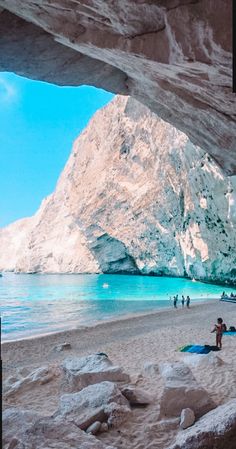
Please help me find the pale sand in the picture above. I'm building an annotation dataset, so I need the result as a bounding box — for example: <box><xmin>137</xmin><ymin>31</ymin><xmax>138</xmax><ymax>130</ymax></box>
<box><xmin>2</xmin><ymin>300</ymin><xmax>236</xmax><ymax>449</ymax></box>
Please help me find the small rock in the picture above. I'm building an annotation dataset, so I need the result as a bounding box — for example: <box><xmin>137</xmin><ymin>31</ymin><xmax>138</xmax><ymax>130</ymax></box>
<box><xmin>100</xmin><ymin>422</ymin><xmax>109</xmax><ymax>433</ymax></box>
<box><xmin>104</xmin><ymin>402</ymin><xmax>131</xmax><ymax>428</ymax></box>
<box><xmin>86</xmin><ymin>421</ymin><xmax>101</xmax><ymax>435</ymax></box>
<box><xmin>143</xmin><ymin>362</ymin><xmax>159</xmax><ymax>376</ymax></box>
<box><xmin>180</xmin><ymin>408</ymin><xmax>195</xmax><ymax>429</ymax></box>
<box><xmin>17</xmin><ymin>367</ymin><xmax>30</xmax><ymax>377</ymax></box>
<box><xmin>54</xmin><ymin>342</ymin><xmax>72</xmax><ymax>352</ymax></box>
<box><xmin>121</xmin><ymin>386</ymin><xmax>152</xmax><ymax>405</ymax></box>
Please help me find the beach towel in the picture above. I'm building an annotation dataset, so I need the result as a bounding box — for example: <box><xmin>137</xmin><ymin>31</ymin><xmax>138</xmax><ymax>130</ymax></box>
<box><xmin>223</xmin><ymin>331</ymin><xmax>236</xmax><ymax>335</ymax></box>
<box><xmin>179</xmin><ymin>344</ymin><xmax>193</xmax><ymax>352</ymax></box>
<box><xmin>179</xmin><ymin>345</ymin><xmax>217</xmax><ymax>354</ymax></box>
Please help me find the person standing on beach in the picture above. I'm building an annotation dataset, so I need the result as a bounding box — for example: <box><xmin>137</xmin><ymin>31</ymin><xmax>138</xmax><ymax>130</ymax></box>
<box><xmin>211</xmin><ymin>317</ymin><xmax>227</xmax><ymax>349</ymax></box>
<box><xmin>173</xmin><ymin>295</ymin><xmax>178</xmax><ymax>308</ymax></box>
<box><xmin>181</xmin><ymin>295</ymin><xmax>185</xmax><ymax>307</ymax></box>
<box><xmin>186</xmin><ymin>296</ymin><xmax>190</xmax><ymax>308</ymax></box>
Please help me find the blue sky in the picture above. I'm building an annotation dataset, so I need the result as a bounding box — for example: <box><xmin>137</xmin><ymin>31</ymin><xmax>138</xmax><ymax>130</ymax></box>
<box><xmin>0</xmin><ymin>73</ymin><xmax>114</xmax><ymax>228</ymax></box>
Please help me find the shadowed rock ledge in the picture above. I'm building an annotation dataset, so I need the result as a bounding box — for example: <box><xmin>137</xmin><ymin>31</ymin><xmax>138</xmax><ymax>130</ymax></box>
<box><xmin>0</xmin><ymin>1</ymin><xmax>235</xmax><ymax>174</ymax></box>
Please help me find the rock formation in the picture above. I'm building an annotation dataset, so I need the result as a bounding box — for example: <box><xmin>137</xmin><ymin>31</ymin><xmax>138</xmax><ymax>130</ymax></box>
<box><xmin>0</xmin><ymin>1</ymin><xmax>235</xmax><ymax>174</ymax></box>
<box><xmin>169</xmin><ymin>399</ymin><xmax>236</xmax><ymax>449</ymax></box>
<box><xmin>62</xmin><ymin>353</ymin><xmax>130</xmax><ymax>392</ymax></box>
<box><xmin>3</xmin><ymin>408</ymin><xmax>116</xmax><ymax>449</ymax></box>
<box><xmin>159</xmin><ymin>361</ymin><xmax>216</xmax><ymax>418</ymax></box>
<box><xmin>54</xmin><ymin>380</ymin><xmax>131</xmax><ymax>430</ymax></box>
<box><xmin>0</xmin><ymin>96</ymin><xmax>235</xmax><ymax>284</ymax></box>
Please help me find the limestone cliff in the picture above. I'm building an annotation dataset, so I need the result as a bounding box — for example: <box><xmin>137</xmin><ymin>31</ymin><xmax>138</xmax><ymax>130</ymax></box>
<box><xmin>0</xmin><ymin>96</ymin><xmax>235</xmax><ymax>284</ymax></box>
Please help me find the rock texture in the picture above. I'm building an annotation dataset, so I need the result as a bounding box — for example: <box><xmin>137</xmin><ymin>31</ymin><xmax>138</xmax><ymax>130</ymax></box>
<box><xmin>0</xmin><ymin>1</ymin><xmax>235</xmax><ymax>173</ymax></box>
<box><xmin>3</xmin><ymin>408</ymin><xmax>116</xmax><ymax>449</ymax></box>
<box><xmin>4</xmin><ymin>366</ymin><xmax>59</xmax><ymax>398</ymax></box>
<box><xmin>54</xmin><ymin>380</ymin><xmax>130</xmax><ymax>430</ymax></box>
<box><xmin>62</xmin><ymin>354</ymin><xmax>130</xmax><ymax>392</ymax></box>
<box><xmin>121</xmin><ymin>386</ymin><xmax>153</xmax><ymax>406</ymax></box>
<box><xmin>168</xmin><ymin>399</ymin><xmax>236</xmax><ymax>449</ymax></box>
<box><xmin>0</xmin><ymin>96</ymin><xmax>235</xmax><ymax>284</ymax></box>
<box><xmin>159</xmin><ymin>361</ymin><xmax>216</xmax><ymax>418</ymax></box>
<box><xmin>179</xmin><ymin>408</ymin><xmax>195</xmax><ymax>429</ymax></box>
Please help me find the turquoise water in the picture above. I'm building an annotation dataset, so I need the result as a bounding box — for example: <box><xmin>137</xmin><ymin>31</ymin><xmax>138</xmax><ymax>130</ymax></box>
<box><xmin>1</xmin><ymin>273</ymin><xmax>235</xmax><ymax>341</ymax></box>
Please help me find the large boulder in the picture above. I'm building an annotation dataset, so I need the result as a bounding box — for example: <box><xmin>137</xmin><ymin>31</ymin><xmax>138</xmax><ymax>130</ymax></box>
<box><xmin>3</xmin><ymin>408</ymin><xmax>116</xmax><ymax>449</ymax></box>
<box><xmin>159</xmin><ymin>362</ymin><xmax>216</xmax><ymax>418</ymax></box>
<box><xmin>168</xmin><ymin>399</ymin><xmax>236</xmax><ymax>449</ymax></box>
<box><xmin>3</xmin><ymin>366</ymin><xmax>59</xmax><ymax>398</ymax></box>
<box><xmin>61</xmin><ymin>354</ymin><xmax>130</xmax><ymax>392</ymax></box>
<box><xmin>54</xmin><ymin>380</ymin><xmax>131</xmax><ymax>430</ymax></box>
<box><xmin>182</xmin><ymin>352</ymin><xmax>225</xmax><ymax>369</ymax></box>
<box><xmin>3</xmin><ymin>408</ymin><xmax>43</xmax><ymax>443</ymax></box>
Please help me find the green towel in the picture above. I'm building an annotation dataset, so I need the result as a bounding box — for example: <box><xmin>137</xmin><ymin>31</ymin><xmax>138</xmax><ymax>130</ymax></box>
<box><xmin>179</xmin><ymin>344</ymin><xmax>193</xmax><ymax>352</ymax></box>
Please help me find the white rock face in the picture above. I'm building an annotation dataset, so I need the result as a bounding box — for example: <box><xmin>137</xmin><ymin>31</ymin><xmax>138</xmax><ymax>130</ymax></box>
<box><xmin>182</xmin><ymin>352</ymin><xmax>224</xmax><ymax>369</ymax></box>
<box><xmin>169</xmin><ymin>399</ymin><xmax>236</xmax><ymax>449</ymax></box>
<box><xmin>159</xmin><ymin>362</ymin><xmax>216</xmax><ymax>418</ymax></box>
<box><xmin>180</xmin><ymin>408</ymin><xmax>195</xmax><ymax>429</ymax></box>
<box><xmin>4</xmin><ymin>366</ymin><xmax>58</xmax><ymax>398</ymax></box>
<box><xmin>62</xmin><ymin>354</ymin><xmax>130</xmax><ymax>393</ymax></box>
<box><xmin>55</xmin><ymin>381</ymin><xmax>130</xmax><ymax>430</ymax></box>
<box><xmin>0</xmin><ymin>96</ymin><xmax>235</xmax><ymax>284</ymax></box>
<box><xmin>3</xmin><ymin>408</ymin><xmax>116</xmax><ymax>449</ymax></box>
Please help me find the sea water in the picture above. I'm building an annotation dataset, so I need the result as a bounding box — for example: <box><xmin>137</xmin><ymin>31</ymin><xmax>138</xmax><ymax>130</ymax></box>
<box><xmin>0</xmin><ymin>273</ymin><xmax>235</xmax><ymax>341</ymax></box>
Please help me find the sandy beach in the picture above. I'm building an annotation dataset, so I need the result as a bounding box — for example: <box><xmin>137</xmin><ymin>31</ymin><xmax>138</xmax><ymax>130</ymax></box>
<box><xmin>3</xmin><ymin>300</ymin><xmax>236</xmax><ymax>449</ymax></box>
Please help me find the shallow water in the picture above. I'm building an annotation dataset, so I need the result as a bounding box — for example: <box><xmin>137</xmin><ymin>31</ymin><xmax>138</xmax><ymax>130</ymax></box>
<box><xmin>0</xmin><ymin>273</ymin><xmax>235</xmax><ymax>341</ymax></box>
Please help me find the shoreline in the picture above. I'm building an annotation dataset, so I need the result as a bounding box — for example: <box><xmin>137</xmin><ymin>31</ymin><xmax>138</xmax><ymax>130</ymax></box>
<box><xmin>2</xmin><ymin>270</ymin><xmax>236</xmax><ymax>287</ymax></box>
<box><xmin>3</xmin><ymin>299</ymin><xmax>234</xmax><ymax>372</ymax></box>
<box><xmin>2</xmin><ymin>299</ymin><xmax>216</xmax><ymax>346</ymax></box>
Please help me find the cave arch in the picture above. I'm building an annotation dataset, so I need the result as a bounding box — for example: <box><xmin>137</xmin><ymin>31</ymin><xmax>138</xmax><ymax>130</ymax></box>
<box><xmin>0</xmin><ymin>0</ymin><xmax>235</xmax><ymax>174</ymax></box>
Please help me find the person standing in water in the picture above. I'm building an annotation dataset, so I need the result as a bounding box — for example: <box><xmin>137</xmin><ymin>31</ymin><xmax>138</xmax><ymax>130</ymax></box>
<box><xmin>173</xmin><ymin>295</ymin><xmax>178</xmax><ymax>308</ymax></box>
<box><xmin>186</xmin><ymin>295</ymin><xmax>190</xmax><ymax>308</ymax></box>
<box><xmin>181</xmin><ymin>295</ymin><xmax>185</xmax><ymax>307</ymax></box>
<box><xmin>211</xmin><ymin>317</ymin><xmax>227</xmax><ymax>349</ymax></box>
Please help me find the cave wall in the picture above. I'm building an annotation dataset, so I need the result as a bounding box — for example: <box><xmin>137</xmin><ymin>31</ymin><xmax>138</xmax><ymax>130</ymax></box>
<box><xmin>0</xmin><ymin>1</ymin><xmax>235</xmax><ymax>174</ymax></box>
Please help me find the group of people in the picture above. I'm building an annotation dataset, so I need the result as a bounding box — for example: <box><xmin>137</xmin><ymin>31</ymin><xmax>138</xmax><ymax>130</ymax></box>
<box><xmin>221</xmin><ymin>291</ymin><xmax>236</xmax><ymax>300</ymax></box>
<box><xmin>171</xmin><ymin>294</ymin><xmax>191</xmax><ymax>309</ymax></box>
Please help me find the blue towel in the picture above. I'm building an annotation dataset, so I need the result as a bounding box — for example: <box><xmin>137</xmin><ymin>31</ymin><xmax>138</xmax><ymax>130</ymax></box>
<box><xmin>224</xmin><ymin>331</ymin><xmax>236</xmax><ymax>335</ymax></box>
<box><xmin>180</xmin><ymin>344</ymin><xmax>218</xmax><ymax>354</ymax></box>
<box><xmin>187</xmin><ymin>345</ymin><xmax>204</xmax><ymax>353</ymax></box>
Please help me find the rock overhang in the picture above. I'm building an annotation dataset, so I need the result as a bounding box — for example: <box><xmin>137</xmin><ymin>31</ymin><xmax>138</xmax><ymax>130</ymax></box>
<box><xmin>0</xmin><ymin>0</ymin><xmax>235</xmax><ymax>174</ymax></box>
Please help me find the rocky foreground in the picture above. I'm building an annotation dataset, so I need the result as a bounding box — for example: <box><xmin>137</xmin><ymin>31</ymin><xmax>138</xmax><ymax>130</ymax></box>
<box><xmin>0</xmin><ymin>96</ymin><xmax>235</xmax><ymax>284</ymax></box>
<box><xmin>2</xmin><ymin>301</ymin><xmax>236</xmax><ymax>449</ymax></box>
